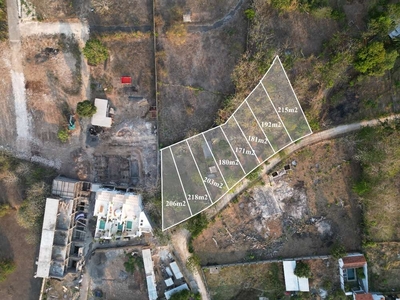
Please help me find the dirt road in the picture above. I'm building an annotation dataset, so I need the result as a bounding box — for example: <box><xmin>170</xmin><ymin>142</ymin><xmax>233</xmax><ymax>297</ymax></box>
<box><xmin>207</xmin><ymin>114</ymin><xmax>400</xmax><ymax>217</ymax></box>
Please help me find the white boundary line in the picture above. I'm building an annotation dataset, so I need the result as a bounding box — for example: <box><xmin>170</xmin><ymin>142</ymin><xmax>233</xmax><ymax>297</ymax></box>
<box><xmin>186</xmin><ymin>140</ymin><xmax>214</xmax><ymax>204</ymax></box>
<box><xmin>276</xmin><ymin>56</ymin><xmax>313</xmax><ymax>134</ymax></box>
<box><xmin>233</xmin><ymin>115</ymin><xmax>261</xmax><ymax>164</ymax></box>
<box><xmin>160</xmin><ymin>56</ymin><xmax>281</xmax><ymax>151</ymax></box>
<box><xmin>220</xmin><ymin>126</ymin><xmax>246</xmax><ymax>174</ymax></box>
<box><xmin>245</xmin><ymin>99</ymin><xmax>276</xmax><ymax>153</ymax></box>
<box><xmin>161</xmin><ymin>149</ymin><xmax>164</xmax><ymax>229</ymax></box>
<box><xmin>201</xmin><ymin>133</ymin><xmax>230</xmax><ymax>190</ymax></box>
<box><xmin>261</xmin><ymin>82</ymin><xmax>293</xmax><ymax>142</ymax></box>
<box><xmin>169</xmin><ymin>147</ymin><xmax>193</xmax><ymax>215</ymax></box>
<box><xmin>162</xmin><ymin>130</ymin><xmax>314</xmax><ymax>230</ymax></box>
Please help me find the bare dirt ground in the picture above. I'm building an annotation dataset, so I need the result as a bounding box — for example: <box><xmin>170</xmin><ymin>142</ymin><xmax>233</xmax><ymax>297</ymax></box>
<box><xmin>87</xmin><ymin>248</ymin><xmax>148</xmax><ymax>300</ymax></box>
<box><xmin>157</xmin><ymin>0</ymin><xmax>249</xmax><ymax>146</ymax></box>
<box><xmin>0</xmin><ymin>211</ymin><xmax>42</xmax><ymax>300</ymax></box>
<box><xmin>193</xmin><ymin>137</ymin><xmax>362</xmax><ymax>265</ymax></box>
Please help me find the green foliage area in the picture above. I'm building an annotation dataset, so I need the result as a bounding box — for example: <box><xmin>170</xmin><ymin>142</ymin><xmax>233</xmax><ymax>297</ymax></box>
<box><xmin>186</xmin><ymin>213</ymin><xmax>209</xmax><ymax>238</ymax></box>
<box><xmin>124</xmin><ymin>254</ymin><xmax>144</xmax><ymax>274</ymax></box>
<box><xmin>244</xmin><ymin>8</ymin><xmax>255</xmax><ymax>21</ymax></box>
<box><xmin>0</xmin><ymin>0</ymin><xmax>7</xmax><ymax>41</ymax></box>
<box><xmin>169</xmin><ymin>289</ymin><xmax>201</xmax><ymax>300</ymax></box>
<box><xmin>186</xmin><ymin>254</ymin><xmax>201</xmax><ymax>272</ymax></box>
<box><xmin>294</xmin><ymin>261</ymin><xmax>312</xmax><ymax>278</ymax></box>
<box><xmin>83</xmin><ymin>39</ymin><xmax>109</xmax><ymax>66</ymax></box>
<box><xmin>76</xmin><ymin>100</ymin><xmax>97</xmax><ymax>117</ymax></box>
<box><xmin>354</xmin><ymin>42</ymin><xmax>398</xmax><ymax>77</ymax></box>
<box><xmin>0</xmin><ymin>203</ymin><xmax>10</xmax><ymax>217</ymax></box>
<box><xmin>330</xmin><ymin>242</ymin><xmax>346</xmax><ymax>259</ymax></box>
<box><xmin>0</xmin><ymin>259</ymin><xmax>15</xmax><ymax>282</ymax></box>
<box><xmin>57</xmin><ymin>129</ymin><xmax>69</xmax><ymax>143</ymax></box>
<box><xmin>246</xmin><ymin>166</ymin><xmax>262</xmax><ymax>181</ymax></box>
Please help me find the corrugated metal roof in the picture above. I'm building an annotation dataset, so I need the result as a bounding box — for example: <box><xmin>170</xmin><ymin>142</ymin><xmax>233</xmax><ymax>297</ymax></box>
<box><xmin>170</xmin><ymin>261</ymin><xmax>183</xmax><ymax>279</ymax></box>
<box><xmin>164</xmin><ymin>283</ymin><xmax>189</xmax><ymax>300</ymax></box>
<box><xmin>142</xmin><ymin>249</ymin><xmax>153</xmax><ymax>276</ymax></box>
<box><xmin>146</xmin><ymin>275</ymin><xmax>158</xmax><ymax>300</ymax></box>
<box><xmin>91</xmin><ymin>98</ymin><xmax>112</xmax><ymax>127</ymax></box>
<box><xmin>283</xmin><ymin>261</ymin><xmax>310</xmax><ymax>292</ymax></box>
<box><xmin>36</xmin><ymin>198</ymin><xmax>59</xmax><ymax>278</ymax></box>
<box><xmin>165</xmin><ymin>277</ymin><xmax>174</xmax><ymax>287</ymax></box>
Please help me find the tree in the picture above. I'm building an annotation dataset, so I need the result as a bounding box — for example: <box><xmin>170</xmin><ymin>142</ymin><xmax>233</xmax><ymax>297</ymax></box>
<box><xmin>0</xmin><ymin>259</ymin><xmax>15</xmax><ymax>282</ymax></box>
<box><xmin>77</xmin><ymin>100</ymin><xmax>97</xmax><ymax>117</ymax></box>
<box><xmin>354</xmin><ymin>41</ymin><xmax>398</xmax><ymax>76</ymax></box>
<box><xmin>83</xmin><ymin>39</ymin><xmax>109</xmax><ymax>66</ymax></box>
<box><xmin>57</xmin><ymin>128</ymin><xmax>69</xmax><ymax>143</ymax></box>
<box><xmin>294</xmin><ymin>261</ymin><xmax>311</xmax><ymax>278</ymax></box>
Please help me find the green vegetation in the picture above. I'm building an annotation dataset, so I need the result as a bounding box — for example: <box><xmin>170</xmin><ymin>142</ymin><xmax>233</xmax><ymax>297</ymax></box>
<box><xmin>186</xmin><ymin>213</ymin><xmax>209</xmax><ymax>238</ymax></box>
<box><xmin>76</xmin><ymin>100</ymin><xmax>97</xmax><ymax>117</ymax></box>
<box><xmin>330</xmin><ymin>242</ymin><xmax>346</xmax><ymax>259</ymax></box>
<box><xmin>246</xmin><ymin>166</ymin><xmax>262</xmax><ymax>181</ymax></box>
<box><xmin>57</xmin><ymin>128</ymin><xmax>69</xmax><ymax>143</ymax></box>
<box><xmin>354</xmin><ymin>42</ymin><xmax>398</xmax><ymax>76</ymax></box>
<box><xmin>124</xmin><ymin>254</ymin><xmax>144</xmax><ymax>274</ymax></box>
<box><xmin>244</xmin><ymin>8</ymin><xmax>255</xmax><ymax>21</ymax></box>
<box><xmin>294</xmin><ymin>261</ymin><xmax>311</xmax><ymax>278</ymax></box>
<box><xmin>83</xmin><ymin>38</ymin><xmax>109</xmax><ymax>66</ymax></box>
<box><xmin>0</xmin><ymin>259</ymin><xmax>15</xmax><ymax>282</ymax></box>
<box><xmin>0</xmin><ymin>0</ymin><xmax>7</xmax><ymax>41</ymax></box>
<box><xmin>0</xmin><ymin>203</ymin><xmax>10</xmax><ymax>217</ymax></box>
<box><xmin>169</xmin><ymin>289</ymin><xmax>201</xmax><ymax>300</ymax></box>
<box><xmin>186</xmin><ymin>254</ymin><xmax>201</xmax><ymax>272</ymax></box>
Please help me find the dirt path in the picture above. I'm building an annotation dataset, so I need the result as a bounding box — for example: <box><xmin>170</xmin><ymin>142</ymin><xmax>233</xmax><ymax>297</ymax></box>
<box><xmin>170</xmin><ymin>229</ymin><xmax>209</xmax><ymax>300</ymax></box>
<box><xmin>207</xmin><ymin>114</ymin><xmax>400</xmax><ymax>217</ymax></box>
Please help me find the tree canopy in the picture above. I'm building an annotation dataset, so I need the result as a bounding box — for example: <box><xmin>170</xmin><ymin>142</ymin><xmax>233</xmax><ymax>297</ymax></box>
<box><xmin>77</xmin><ymin>100</ymin><xmax>97</xmax><ymax>117</ymax></box>
<box><xmin>294</xmin><ymin>261</ymin><xmax>312</xmax><ymax>278</ymax></box>
<box><xmin>83</xmin><ymin>39</ymin><xmax>109</xmax><ymax>66</ymax></box>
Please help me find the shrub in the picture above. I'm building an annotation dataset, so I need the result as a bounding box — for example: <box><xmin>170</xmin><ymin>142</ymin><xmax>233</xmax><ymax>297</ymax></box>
<box><xmin>294</xmin><ymin>261</ymin><xmax>311</xmax><ymax>278</ymax></box>
<box><xmin>0</xmin><ymin>259</ymin><xmax>15</xmax><ymax>282</ymax></box>
<box><xmin>169</xmin><ymin>289</ymin><xmax>201</xmax><ymax>300</ymax></box>
<box><xmin>354</xmin><ymin>42</ymin><xmax>398</xmax><ymax>76</ymax></box>
<box><xmin>77</xmin><ymin>100</ymin><xmax>97</xmax><ymax>117</ymax></box>
<box><xmin>57</xmin><ymin>129</ymin><xmax>69</xmax><ymax>143</ymax></box>
<box><xmin>0</xmin><ymin>203</ymin><xmax>10</xmax><ymax>217</ymax></box>
<box><xmin>83</xmin><ymin>39</ymin><xmax>109</xmax><ymax>66</ymax></box>
<box><xmin>186</xmin><ymin>254</ymin><xmax>201</xmax><ymax>273</ymax></box>
<box><xmin>244</xmin><ymin>8</ymin><xmax>255</xmax><ymax>20</ymax></box>
<box><xmin>186</xmin><ymin>213</ymin><xmax>208</xmax><ymax>238</ymax></box>
<box><xmin>124</xmin><ymin>254</ymin><xmax>144</xmax><ymax>274</ymax></box>
<box><xmin>330</xmin><ymin>242</ymin><xmax>346</xmax><ymax>259</ymax></box>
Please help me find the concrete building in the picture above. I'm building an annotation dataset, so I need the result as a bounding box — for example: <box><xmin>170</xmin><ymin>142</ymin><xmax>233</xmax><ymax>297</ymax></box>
<box><xmin>165</xmin><ymin>283</ymin><xmax>189</xmax><ymax>300</ymax></box>
<box><xmin>283</xmin><ymin>260</ymin><xmax>310</xmax><ymax>292</ymax></box>
<box><xmin>142</xmin><ymin>249</ymin><xmax>157</xmax><ymax>300</ymax></box>
<box><xmin>91</xmin><ymin>98</ymin><xmax>112</xmax><ymax>128</ymax></box>
<box><xmin>93</xmin><ymin>189</ymin><xmax>152</xmax><ymax>240</ymax></box>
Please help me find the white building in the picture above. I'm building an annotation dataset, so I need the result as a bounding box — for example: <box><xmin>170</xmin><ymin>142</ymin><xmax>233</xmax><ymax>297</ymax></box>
<box><xmin>91</xmin><ymin>98</ymin><xmax>112</xmax><ymax>128</ymax></box>
<box><xmin>283</xmin><ymin>260</ymin><xmax>310</xmax><ymax>292</ymax></box>
<box><xmin>142</xmin><ymin>249</ymin><xmax>157</xmax><ymax>300</ymax></box>
<box><xmin>93</xmin><ymin>189</ymin><xmax>152</xmax><ymax>240</ymax></box>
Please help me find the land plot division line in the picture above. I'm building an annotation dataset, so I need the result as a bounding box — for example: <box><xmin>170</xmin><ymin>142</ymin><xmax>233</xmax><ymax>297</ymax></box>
<box><xmin>276</xmin><ymin>57</ymin><xmax>313</xmax><ymax>134</ymax></box>
<box><xmin>201</xmin><ymin>133</ymin><xmax>229</xmax><ymax>189</ymax></box>
<box><xmin>161</xmin><ymin>149</ymin><xmax>164</xmax><ymax>228</ymax></box>
<box><xmin>186</xmin><ymin>140</ymin><xmax>213</xmax><ymax>204</ymax></box>
<box><xmin>220</xmin><ymin>127</ymin><xmax>246</xmax><ymax>174</ymax></box>
<box><xmin>169</xmin><ymin>148</ymin><xmax>193</xmax><ymax>215</ymax></box>
<box><xmin>232</xmin><ymin>115</ymin><xmax>260</xmax><ymax>164</ymax></box>
<box><xmin>261</xmin><ymin>82</ymin><xmax>293</xmax><ymax>142</ymax></box>
<box><xmin>245</xmin><ymin>100</ymin><xmax>276</xmax><ymax>153</ymax></box>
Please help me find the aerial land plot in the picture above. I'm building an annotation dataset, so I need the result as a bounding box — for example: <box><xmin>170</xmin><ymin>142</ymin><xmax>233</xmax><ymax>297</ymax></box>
<box><xmin>187</xmin><ymin>135</ymin><xmax>228</xmax><ymax>201</ymax></box>
<box><xmin>262</xmin><ymin>58</ymin><xmax>312</xmax><ymax>141</ymax></box>
<box><xmin>221</xmin><ymin>117</ymin><xmax>259</xmax><ymax>174</ymax></box>
<box><xmin>161</xmin><ymin>148</ymin><xmax>191</xmax><ymax>229</ymax></box>
<box><xmin>233</xmin><ymin>102</ymin><xmax>275</xmax><ymax>162</ymax></box>
<box><xmin>170</xmin><ymin>141</ymin><xmax>212</xmax><ymax>214</ymax></box>
<box><xmin>203</xmin><ymin>127</ymin><xmax>245</xmax><ymax>188</ymax></box>
<box><xmin>246</xmin><ymin>84</ymin><xmax>291</xmax><ymax>151</ymax></box>
<box><xmin>203</xmin><ymin>262</ymin><xmax>285</xmax><ymax>300</ymax></box>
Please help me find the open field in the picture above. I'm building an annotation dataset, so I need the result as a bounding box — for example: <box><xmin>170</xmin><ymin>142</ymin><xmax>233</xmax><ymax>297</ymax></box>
<box><xmin>193</xmin><ymin>137</ymin><xmax>362</xmax><ymax>265</ymax></box>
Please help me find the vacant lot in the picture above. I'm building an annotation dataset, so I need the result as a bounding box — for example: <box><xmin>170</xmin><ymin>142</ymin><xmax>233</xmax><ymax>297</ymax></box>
<box><xmin>193</xmin><ymin>137</ymin><xmax>362</xmax><ymax>265</ymax></box>
<box><xmin>157</xmin><ymin>0</ymin><xmax>248</xmax><ymax>146</ymax></box>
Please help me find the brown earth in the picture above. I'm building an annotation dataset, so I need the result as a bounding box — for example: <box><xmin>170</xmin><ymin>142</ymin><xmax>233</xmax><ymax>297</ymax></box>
<box><xmin>193</xmin><ymin>137</ymin><xmax>362</xmax><ymax>265</ymax></box>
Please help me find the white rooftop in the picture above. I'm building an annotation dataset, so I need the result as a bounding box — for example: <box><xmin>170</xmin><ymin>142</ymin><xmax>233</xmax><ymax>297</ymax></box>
<box><xmin>142</xmin><ymin>249</ymin><xmax>154</xmax><ymax>276</ymax></box>
<box><xmin>165</xmin><ymin>277</ymin><xmax>174</xmax><ymax>287</ymax></box>
<box><xmin>91</xmin><ymin>98</ymin><xmax>112</xmax><ymax>127</ymax></box>
<box><xmin>146</xmin><ymin>275</ymin><xmax>158</xmax><ymax>300</ymax></box>
<box><xmin>283</xmin><ymin>261</ymin><xmax>310</xmax><ymax>292</ymax></box>
<box><xmin>170</xmin><ymin>261</ymin><xmax>183</xmax><ymax>280</ymax></box>
<box><xmin>165</xmin><ymin>283</ymin><xmax>189</xmax><ymax>300</ymax></box>
<box><xmin>36</xmin><ymin>198</ymin><xmax>59</xmax><ymax>278</ymax></box>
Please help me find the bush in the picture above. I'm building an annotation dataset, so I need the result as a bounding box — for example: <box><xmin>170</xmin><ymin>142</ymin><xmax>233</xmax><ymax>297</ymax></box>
<box><xmin>354</xmin><ymin>41</ymin><xmax>398</xmax><ymax>76</ymax></box>
<box><xmin>186</xmin><ymin>213</ymin><xmax>208</xmax><ymax>238</ymax></box>
<box><xmin>124</xmin><ymin>254</ymin><xmax>144</xmax><ymax>274</ymax></box>
<box><xmin>186</xmin><ymin>254</ymin><xmax>201</xmax><ymax>273</ymax></box>
<box><xmin>0</xmin><ymin>203</ymin><xmax>10</xmax><ymax>217</ymax></box>
<box><xmin>294</xmin><ymin>261</ymin><xmax>311</xmax><ymax>278</ymax></box>
<box><xmin>169</xmin><ymin>289</ymin><xmax>201</xmax><ymax>300</ymax></box>
<box><xmin>83</xmin><ymin>39</ymin><xmax>109</xmax><ymax>66</ymax></box>
<box><xmin>0</xmin><ymin>259</ymin><xmax>15</xmax><ymax>282</ymax></box>
<box><xmin>244</xmin><ymin>8</ymin><xmax>255</xmax><ymax>20</ymax></box>
<box><xmin>57</xmin><ymin>129</ymin><xmax>69</xmax><ymax>143</ymax></box>
<box><xmin>330</xmin><ymin>242</ymin><xmax>346</xmax><ymax>259</ymax></box>
<box><xmin>77</xmin><ymin>100</ymin><xmax>97</xmax><ymax>117</ymax></box>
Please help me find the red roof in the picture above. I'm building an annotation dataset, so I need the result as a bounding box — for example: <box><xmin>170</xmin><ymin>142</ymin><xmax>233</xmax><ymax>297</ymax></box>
<box><xmin>342</xmin><ymin>255</ymin><xmax>367</xmax><ymax>268</ymax></box>
<box><xmin>121</xmin><ymin>76</ymin><xmax>132</xmax><ymax>84</ymax></box>
<box><xmin>355</xmin><ymin>294</ymin><xmax>374</xmax><ymax>300</ymax></box>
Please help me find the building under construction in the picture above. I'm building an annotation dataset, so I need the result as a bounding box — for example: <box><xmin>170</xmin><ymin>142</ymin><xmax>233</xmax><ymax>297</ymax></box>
<box><xmin>35</xmin><ymin>177</ymin><xmax>91</xmax><ymax>279</ymax></box>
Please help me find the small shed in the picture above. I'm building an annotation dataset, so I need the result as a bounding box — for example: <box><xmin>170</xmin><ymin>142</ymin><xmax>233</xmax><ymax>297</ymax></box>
<box><xmin>165</xmin><ymin>278</ymin><xmax>174</xmax><ymax>287</ymax></box>
<box><xmin>121</xmin><ymin>76</ymin><xmax>132</xmax><ymax>84</ymax></box>
<box><xmin>91</xmin><ymin>98</ymin><xmax>112</xmax><ymax>128</ymax></box>
<box><xmin>283</xmin><ymin>261</ymin><xmax>310</xmax><ymax>292</ymax></box>
<box><xmin>170</xmin><ymin>261</ymin><xmax>183</xmax><ymax>279</ymax></box>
